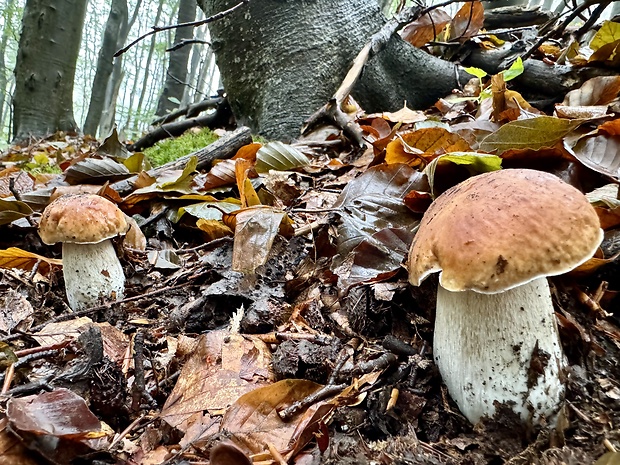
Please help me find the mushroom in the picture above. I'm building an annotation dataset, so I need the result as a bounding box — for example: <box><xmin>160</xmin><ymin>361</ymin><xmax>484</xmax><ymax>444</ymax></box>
<box><xmin>39</xmin><ymin>194</ymin><xmax>129</xmax><ymax>311</ymax></box>
<box><xmin>408</xmin><ymin>169</ymin><xmax>603</xmax><ymax>425</ymax></box>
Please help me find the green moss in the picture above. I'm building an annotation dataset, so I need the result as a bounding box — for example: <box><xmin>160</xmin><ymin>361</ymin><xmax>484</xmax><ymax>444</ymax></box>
<box><xmin>144</xmin><ymin>128</ymin><xmax>219</xmax><ymax>167</ymax></box>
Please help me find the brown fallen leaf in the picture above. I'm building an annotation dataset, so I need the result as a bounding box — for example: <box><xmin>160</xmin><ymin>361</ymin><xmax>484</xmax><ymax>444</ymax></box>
<box><xmin>7</xmin><ymin>389</ymin><xmax>110</xmax><ymax>464</ymax></box>
<box><xmin>160</xmin><ymin>330</ymin><xmax>273</xmax><ymax>433</ymax></box>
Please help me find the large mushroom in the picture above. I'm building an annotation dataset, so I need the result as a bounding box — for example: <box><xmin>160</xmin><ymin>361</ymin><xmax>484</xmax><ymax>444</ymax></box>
<box><xmin>39</xmin><ymin>194</ymin><xmax>129</xmax><ymax>311</ymax></box>
<box><xmin>408</xmin><ymin>169</ymin><xmax>603</xmax><ymax>425</ymax></box>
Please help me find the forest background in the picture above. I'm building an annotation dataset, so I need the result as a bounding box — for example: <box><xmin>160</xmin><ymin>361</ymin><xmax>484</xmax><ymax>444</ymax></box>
<box><xmin>1</xmin><ymin>0</ymin><xmax>618</xmax><ymax>151</ymax></box>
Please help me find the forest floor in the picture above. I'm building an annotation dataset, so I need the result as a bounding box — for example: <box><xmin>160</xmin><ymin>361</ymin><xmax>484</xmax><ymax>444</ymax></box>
<box><xmin>0</xmin><ymin>110</ymin><xmax>619</xmax><ymax>465</ymax></box>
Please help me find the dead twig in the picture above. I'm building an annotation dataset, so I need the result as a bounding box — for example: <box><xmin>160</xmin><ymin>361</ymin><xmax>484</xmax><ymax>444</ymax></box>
<box><xmin>115</xmin><ymin>1</ymin><xmax>249</xmax><ymax>57</ymax></box>
<box><xmin>302</xmin><ymin>4</ymin><xmax>424</xmax><ymax>146</ymax></box>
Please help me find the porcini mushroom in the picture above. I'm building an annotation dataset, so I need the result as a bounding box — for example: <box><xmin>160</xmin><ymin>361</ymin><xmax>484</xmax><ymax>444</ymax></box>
<box><xmin>408</xmin><ymin>169</ymin><xmax>603</xmax><ymax>425</ymax></box>
<box><xmin>39</xmin><ymin>194</ymin><xmax>129</xmax><ymax>311</ymax></box>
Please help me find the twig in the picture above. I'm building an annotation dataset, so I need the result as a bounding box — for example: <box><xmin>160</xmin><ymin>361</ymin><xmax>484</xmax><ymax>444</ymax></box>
<box><xmin>0</xmin><ymin>280</ymin><xmax>200</xmax><ymax>344</ymax></box>
<box><xmin>108</xmin><ymin>413</ymin><xmax>151</xmax><ymax>451</ymax></box>
<box><xmin>115</xmin><ymin>1</ymin><xmax>249</xmax><ymax>57</ymax></box>
<box><xmin>278</xmin><ymin>383</ymin><xmax>347</xmax><ymax>420</ymax></box>
<box><xmin>131</xmin><ymin>330</ymin><xmax>148</xmax><ymax>411</ymax></box>
<box><xmin>521</xmin><ymin>0</ymin><xmax>609</xmax><ymax>61</ymax></box>
<box><xmin>302</xmin><ymin>4</ymin><xmax>424</xmax><ymax>146</ymax></box>
<box><xmin>167</xmin><ymin>38</ymin><xmax>211</xmax><ymax>52</ymax></box>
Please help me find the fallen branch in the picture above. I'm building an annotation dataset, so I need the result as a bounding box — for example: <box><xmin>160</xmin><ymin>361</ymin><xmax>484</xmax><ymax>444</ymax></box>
<box><xmin>151</xmin><ymin>95</ymin><xmax>225</xmax><ymax>126</ymax></box>
<box><xmin>112</xmin><ymin>126</ymin><xmax>252</xmax><ymax>195</ymax></box>
<box><xmin>128</xmin><ymin>98</ymin><xmax>233</xmax><ymax>151</ymax></box>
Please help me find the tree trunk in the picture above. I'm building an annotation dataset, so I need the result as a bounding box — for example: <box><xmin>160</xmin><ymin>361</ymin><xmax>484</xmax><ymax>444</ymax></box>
<box><xmin>130</xmin><ymin>0</ymin><xmax>165</xmax><ymax>133</ymax></box>
<box><xmin>83</xmin><ymin>0</ymin><xmax>129</xmax><ymax>137</ymax></box>
<box><xmin>199</xmin><ymin>0</ymin><xmax>465</xmax><ymax>141</ymax></box>
<box><xmin>100</xmin><ymin>0</ymin><xmax>143</xmax><ymax>137</ymax></box>
<box><xmin>198</xmin><ymin>0</ymin><xmax>608</xmax><ymax>142</ymax></box>
<box><xmin>12</xmin><ymin>0</ymin><xmax>87</xmax><ymax>142</ymax></box>
<box><xmin>155</xmin><ymin>0</ymin><xmax>197</xmax><ymax>117</ymax></box>
<box><xmin>0</xmin><ymin>0</ymin><xmax>18</xmax><ymax>132</ymax></box>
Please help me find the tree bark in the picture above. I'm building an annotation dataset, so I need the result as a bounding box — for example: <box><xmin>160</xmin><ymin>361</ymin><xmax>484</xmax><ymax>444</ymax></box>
<box><xmin>199</xmin><ymin>0</ymin><xmax>467</xmax><ymax>141</ymax></box>
<box><xmin>0</xmin><ymin>0</ymin><xmax>18</xmax><ymax>132</ymax></box>
<box><xmin>12</xmin><ymin>0</ymin><xmax>87</xmax><ymax>142</ymax></box>
<box><xmin>155</xmin><ymin>0</ymin><xmax>197</xmax><ymax>117</ymax></box>
<box><xmin>130</xmin><ymin>0</ymin><xmax>165</xmax><ymax>133</ymax></box>
<box><xmin>83</xmin><ymin>0</ymin><xmax>129</xmax><ymax>137</ymax></box>
<box><xmin>100</xmin><ymin>0</ymin><xmax>143</xmax><ymax>137</ymax></box>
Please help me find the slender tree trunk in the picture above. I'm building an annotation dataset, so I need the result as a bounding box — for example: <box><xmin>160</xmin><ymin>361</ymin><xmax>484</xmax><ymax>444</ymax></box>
<box><xmin>130</xmin><ymin>0</ymin><xmax>165</xmax><ymax>132</ymax></box>
<box><xmin>99</xmin><ymin>0</ymin><xmax>142</xmax><ymax>136</ymax></box>
<box><xmin>0</xmin><ymin>0</ymin><xmax>17</xmax><ymax>131</ymax></box>
<box><xmin>183</xmin><ymin>19</ymin><xmax>206</xmax><ymax>106</ymax></box>
<box><xmin>12</xmin><ymin>0</ymin><xmax>88</xmax><ymax>141</ymax></box>
<box><xmin>194</xmin><ymin>42</ymin><xmax>213</xmax><ymax>101</ymax></box>
<box><xmin>83</xmin><ymin>0</ymin><xmax>128</xmax><ymax>136</ymax></box>
<box><xmin>155</xmin><ymin>0</ymin><xmax>197</xmax><ymax>117</ymax></box>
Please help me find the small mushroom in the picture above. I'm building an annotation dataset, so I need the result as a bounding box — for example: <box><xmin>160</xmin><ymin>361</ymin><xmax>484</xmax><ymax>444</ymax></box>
<box><xmin>39</xmin><ymin>194</ymin><xmax>129</xmax><ymax>311</ymax></box>
<box><xmin>408</xmin><ymin>169</ymin><xmax>603</xmax><ymax>425</ymax></box>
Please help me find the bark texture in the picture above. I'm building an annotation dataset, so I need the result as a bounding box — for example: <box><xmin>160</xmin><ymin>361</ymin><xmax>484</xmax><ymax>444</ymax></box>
<box><xmin>155</xmin><ymin>0</ymin><xmax>197</xmax><ymax>117</ymax></box>
<box><xmin>83</xmin><ymin>0</ymin><xmax>128</xmax><ymax>137</ymax></box>
<box><xmin>199</xmin><ymin>0</ymin><xmax>465</xmax><ymax>141</ymax></box>
<box><xmin>12</xmin><ymin>0</ymin><xmax>87</xmax><ymax>141</ymax></box>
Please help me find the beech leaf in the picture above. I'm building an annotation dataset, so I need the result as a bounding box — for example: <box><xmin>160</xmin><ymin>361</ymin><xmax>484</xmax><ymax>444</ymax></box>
<box><xmin>331</xmin><ymin>164</ymin><xmax>426</xmax><ymax>289</ymax></box>
<box><xmin>478</xmin><ymin>116</ymin><xmax>582</xmax><ymax>154</ymax></box>
<box><xmin>0</xmin><ymin>247</ymin><xmax>62</xmax><ymax>273</ymax></box>
<box><xmin>255</xmin><ymin>141</ymin><xmax>309</xmax><ymax>173</ymax></box>
<box><xmin>571</xmin><ymin>134</ymin><xmax>620</xmax><ymax>180</ymax></box>
<box><xmin>64</xmin><ymin>157</ymin><xmax>131</xmax><ymax>185</ymax></box>
<box><xmin>562</xmin><ymin>76</ymin><xmax>620</xmax><ymax>106</ymax></box>
<box><xmin>0</xmin><ymin>198</ymin><xmax>34</xmax><ymax>225</ymax></box>
<box><xmin>232</xmin><ymin>206</ymin><xmax>291</xmax><ymax>273</ymax></box>
<box><xmin>220</xmin><ymin>379</ymin><xmax>324</xmax><ymax>455</ymax></box>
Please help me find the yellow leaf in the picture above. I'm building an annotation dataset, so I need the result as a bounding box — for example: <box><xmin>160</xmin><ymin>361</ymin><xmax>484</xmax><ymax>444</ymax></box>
<box><xmin>0</xmin><ymin>247</ymin><xmax>62</xmax><ymax>274</ymax></box>
<box><xmin>590</xmin><ymin>21</ymin><xmax>620</xmax><ymax>51</ymax></box>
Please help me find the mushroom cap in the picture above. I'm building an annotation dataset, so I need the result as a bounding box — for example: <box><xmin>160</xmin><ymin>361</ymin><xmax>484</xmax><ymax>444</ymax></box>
<box><xmin>408</xmin><ymin>169</ymin><xmax>603</xmax><ymax>294</ymax></box>
<box><xmin>39</xmin><ymin>194</ymin><xmax>129</xmax><ymax>245</ymax></box>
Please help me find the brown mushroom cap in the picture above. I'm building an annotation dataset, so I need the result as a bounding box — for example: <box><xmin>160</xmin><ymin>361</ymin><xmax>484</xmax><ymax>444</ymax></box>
<box><xmin>408</xmin><ymin>169</ymin><xmax>603</xmax><ymax>294</ymax></box>
<box><xmin>39</xmin><ymin>194</ymin><xmax>129</xmax><ymax>245</ymax></box>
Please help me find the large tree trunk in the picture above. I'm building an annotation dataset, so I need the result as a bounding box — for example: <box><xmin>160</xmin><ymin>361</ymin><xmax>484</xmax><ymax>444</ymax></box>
<box><xmin>199</xmin><ymin>0</ymin><xmax>603</xmax><ymax>142</ymax></box>
<box><xmin>199</xmin><ymin>0</ymin><xmax>466</xmax><ymax>141</ymax></box>
<box><xmin>12</xmin><ymin>0</ymin><xmax>87</xmax><ymax>142</ymax></box>
<box><xmin>199</xmin><ymin>0</ymin><xmax>466</xmax><ymax>140</ymax></box>
<box><xmin>155</xmin><ymin>0</ymin><xmax>197</xmax><ymax>117</ymax></box>
<box><xmin>83</xmin><ymin>0</ymin><xmax>128</xmax><ymax>137</ymax></box>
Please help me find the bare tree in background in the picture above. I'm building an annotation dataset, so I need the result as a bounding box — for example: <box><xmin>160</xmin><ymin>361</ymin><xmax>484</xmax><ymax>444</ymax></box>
<box><xmin>155</xmin><ymin>0</ymin><xmax>196</xmax><ymax>117</ymax></box>
<box><xmin>83</xmin><ymin>0</ymin><xmax>129</xmax><ymax>137</ymax></box>
<box><xmin>12</xmin><ymin>0</ymin><xmax>87</xmax><ymax>141</ymax></box>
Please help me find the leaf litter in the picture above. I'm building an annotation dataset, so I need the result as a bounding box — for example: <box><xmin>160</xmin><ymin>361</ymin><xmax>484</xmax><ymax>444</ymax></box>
<box><xmin>1</xmin><ymin>23</ymin><xmax>620</xmax><ymax>465</ymax></box>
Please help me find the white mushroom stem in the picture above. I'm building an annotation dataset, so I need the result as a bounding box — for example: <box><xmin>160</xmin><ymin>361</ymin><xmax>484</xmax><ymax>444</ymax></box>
<box><xmin>434</xmin><ymin>277</ymin><xmax>565</xmax><ymax>425</ymax></box>
<box><xmin>62</xmin><ymin>240</ymin><xmax>125</xmax><ymax>311</ymax></box>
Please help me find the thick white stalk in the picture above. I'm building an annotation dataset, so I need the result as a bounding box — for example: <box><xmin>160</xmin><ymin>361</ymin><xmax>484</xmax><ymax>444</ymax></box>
<box><xmin>434</xmin><ymin>277</ymin><xmax>565</xmax><ymax>425</ymax></box>
<box><xmin>62</xmin><ymin>240</ymin><xmax>125</xmax><ymax>311</ymax></box>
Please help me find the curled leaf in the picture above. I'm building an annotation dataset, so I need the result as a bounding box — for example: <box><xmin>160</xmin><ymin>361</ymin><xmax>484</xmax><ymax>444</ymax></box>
<box><xmin>255</xmin><ymin>142</ymin><xmax>309</xmax><ymax>173</ymax></box>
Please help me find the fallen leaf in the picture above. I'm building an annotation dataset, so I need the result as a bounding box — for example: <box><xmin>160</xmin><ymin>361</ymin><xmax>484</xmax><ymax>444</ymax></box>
<box><xmin>220</xmin><ymin>379</ymin><xmax>323</xmax><ymax>455</ymax></box>
<box><xmin>479</xmin><ymin>116</ymin><xmax>582</xmax><ymax>154</ymax></box>
<box><xmin>7</xmin><ymin>389</ymin><xmax>110</xmax><ymax>464</ymax></box>
<box><xmin>562</xmin><ymin>76</ymin><xmax>620</xmax><ymax>106</ymax></box>
<box><xmin>401</xmin><ymin>9</ymin><xmax>451</xmax><ymax>47</ymax></box>
<box><xmin>160</xmin><ymin>330</ymin><xmax>273</xmax><ymax>432</ymax></box>
<box><xmin>0</xmin><ymin>247</ymin><xmax>62</xmax><ymax>274</ymax></box>
<box><xmin>450</xmin><ymin>0</ymin><xmax>484</xmax><ymax>41</ymax></box>
<box><xmin>255</xmin><ymin>142</ymin><xmax>309</xmax><ymax>173</ymax></box>
<box><xmin>0</xmin><ymin>199</ymin><xmax>33</xmax><ymax>226</ymax></box>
